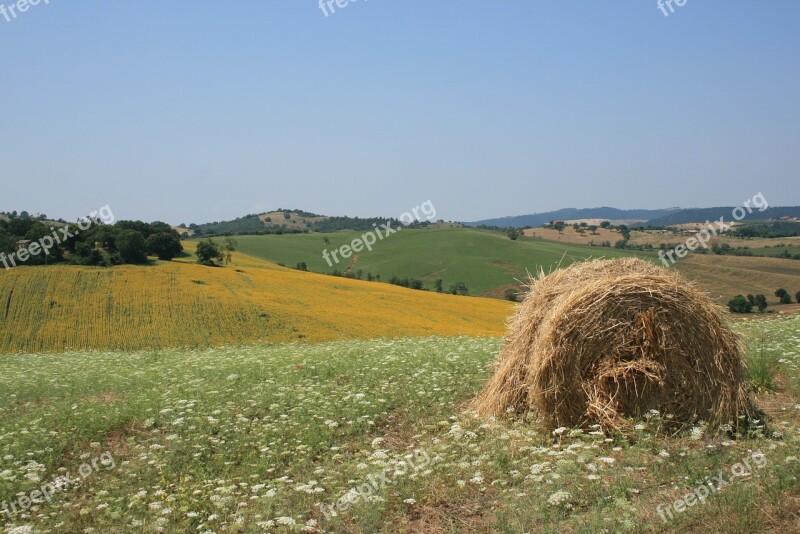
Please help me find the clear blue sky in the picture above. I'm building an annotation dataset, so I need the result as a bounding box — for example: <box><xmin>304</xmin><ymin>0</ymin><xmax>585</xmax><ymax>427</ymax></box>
<box><xmin>1</xmin><ymin>1</ymin><xmax>798</xmax><ymax>224</ymax></box>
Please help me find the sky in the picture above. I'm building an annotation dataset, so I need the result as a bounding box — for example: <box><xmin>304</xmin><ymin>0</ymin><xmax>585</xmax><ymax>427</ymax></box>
<box><xmin>1</xmin><ymin>1</ymin><xmax>798</xmax><ymax>225</ymax></box>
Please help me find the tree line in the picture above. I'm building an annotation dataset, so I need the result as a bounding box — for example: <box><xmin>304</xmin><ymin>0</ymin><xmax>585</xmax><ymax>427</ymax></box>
<box><xmin>0</xmin><ymin>214</ymin><xmax>183</xmax><ymax>267</ymax></box>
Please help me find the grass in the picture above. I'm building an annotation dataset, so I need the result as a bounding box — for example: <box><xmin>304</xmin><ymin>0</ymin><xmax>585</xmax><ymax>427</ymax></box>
<box><xmin>1</xmin><ymin>317</ymin><xmax>798</xmax><ymax>533</ymax></box>
<box><xmin>229</xmin><ymin>228</ymin><xmax>650</xmax><ymax>297</ymax></box>
<box><xmin>224</xmin><ymin>228</ymin><xmax>800</xmax><ymax>305</ymax></box>
<box><xmin>674</xmin><ymin>254</ymin><xmax>800</xmax><ymax>305</ymax></box>
<box><xmin>749</xmin><ymin>245</ymin><xmax>800</xmax><ymax>258</ymax></box>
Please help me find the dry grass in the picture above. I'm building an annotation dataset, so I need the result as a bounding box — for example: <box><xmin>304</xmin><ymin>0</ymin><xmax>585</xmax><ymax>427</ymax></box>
<box><xmin>475</xmin><ymin>258</ymin><xmax>756</xmax><ymax>432</ymax></box>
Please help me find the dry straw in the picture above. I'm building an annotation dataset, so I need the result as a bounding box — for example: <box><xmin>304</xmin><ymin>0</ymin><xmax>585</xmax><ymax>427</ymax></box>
<box><xmin>474</xmin><ymin>258</ymin><xmax>756</xmax><ymax>432</ymax></box>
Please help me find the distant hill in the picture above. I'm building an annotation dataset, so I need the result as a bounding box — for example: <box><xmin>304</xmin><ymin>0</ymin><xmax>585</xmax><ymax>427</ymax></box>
<box><xmin>465</xmin><ymin>208</ymin><xmax>679</xmax><ymax>228</ymax></box>
<box><xmin>644</xmin><ymin>206</ymin><xmax>800</xmax><ymax>227</ymax></box>
<box><xmin>190</xmin><ymin>209</ymin><xmax>431</xmax><ymax>236</ymax></box>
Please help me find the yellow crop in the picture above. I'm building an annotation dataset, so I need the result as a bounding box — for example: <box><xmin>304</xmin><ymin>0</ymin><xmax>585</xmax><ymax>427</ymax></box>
<box><xmin>0</xmin><ymin>246</ymin><xmax>512</xmax><ymax>353</ymax></box>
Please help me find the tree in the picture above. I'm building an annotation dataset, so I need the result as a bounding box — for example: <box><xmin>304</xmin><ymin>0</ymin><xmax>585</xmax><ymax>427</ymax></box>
<box><xmin>728</xmin><ymin>295</ymin><xmax>752</xmax><ymax>314</ymax></box>
<box><xmin>24</xmin><ymin>222</ymin><xmax>64</xmax><ymax>265</ymax></box>
<box><xmin>146</xmin><ymin>232</ymin><xmax>183</xmax><ymax>260</ymax></box>
<box><xmin>600</xmin><ymin>220</ymin><xmax>611</xmax><ymax>229</ymax></box>
<box><xmin>504</xmin><ymin>288</ymin><xmax>519</xmax><ymax>302</ymax></box>
<box><xmin>434</xmin><ymin>279</ymin><xmax>443</xmax><ymax>293</ymax></box>
<box><xmin>507</xmin><ymin>228</ymin><xmax>520</xmax><ymax>240</ymax></box>
<box><xmin>796</xmin><ymin>291</ymin><xmax>800</xmax><ymax>305</ymax></box>
<box><xmin>222</xmin><ymin>237</ymin><xmax>237</xmax><ymax>265</ymax></box>
<box><xmin>553</xmin><ymin>221</ymin><xmax>566</xmax><ymax>234</ymax></box>
<box><xmin>296</xmin><ymin>262</ymin><xmax>308</xmax><ymax>271</ymax></box>
<box><xmin>780</xmin><ymin>293</ymin><xmax>792</xmax><ymax>304</ymax></box>
<box><xmin>196</xmin><ymin>239</ymin><xmax>224</xmax><ymax>266</ymax></box>
<box><xmin>116</xmin><ymin>230</ymin><xmax>148</xmax><ymax>264</ymax></box>
<box><xmin>775</xmin><ymin>288</ymin><xmax>788</xmax><ymax>299</ymax></box>
<box><xmin>448</xmin><ymin>282</ymin><xmax>469</xmax><ymax>296</ymax></box>
<box><xmin>746</xmin><ymin>294</ymin><xmax>756</xmax><ymax>306</ymax></box>
<box><xmin>755</xmin><ymin>294</ymin><xmax>768</xmax><ymax>312</ymax></box>
<box><xmin>588</xmin><ymin>225</ymin><xmax>598</xmax><ymax>235</ymax></box>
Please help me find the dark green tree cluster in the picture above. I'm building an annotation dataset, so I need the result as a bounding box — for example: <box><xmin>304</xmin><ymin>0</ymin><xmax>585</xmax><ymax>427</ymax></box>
<box><xmin>73</xmin><ymin>220</ymin><xmax>183</xmax><ymax>265</ymax></box>
<box><xmin>728</xmin><ymin>295</ymin><xmax>753</xmax><ymax>313</ymax></box>
<box><xmin>0</xmin><ymin>214</ymin><xmax>183</xmax><ymax>267</ymax></box>
<box><xmin>0</xmin><ymin>216</ymin><xmax>66</xmax><ymax>266</ymax></box>
<box><xmin>195</xmin><ymin>239</ymin><xmax>224</xmax><ymax>266</ymax></box>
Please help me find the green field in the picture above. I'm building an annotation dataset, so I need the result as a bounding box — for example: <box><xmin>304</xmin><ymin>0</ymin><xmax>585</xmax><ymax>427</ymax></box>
<box><xmin>230</xmin><ymin>228</ymin><xmax>650</xmax><ymax>296</ymax></box>
<box><xmin>1</xmin><ymin>317</ymin><xmax>799</xmax><ymax>533</ymax></box>
<box><xmin>748</xmin><ymin>246</ymin><xmax>800</xmax><ymax>258</ymax></box>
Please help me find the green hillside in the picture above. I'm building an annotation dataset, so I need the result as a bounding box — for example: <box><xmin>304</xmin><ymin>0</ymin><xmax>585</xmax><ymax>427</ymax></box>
<box><xmin>229</xmin><ymin>228</ymin><xmax>649</xmax><ymax>296</ymax></box>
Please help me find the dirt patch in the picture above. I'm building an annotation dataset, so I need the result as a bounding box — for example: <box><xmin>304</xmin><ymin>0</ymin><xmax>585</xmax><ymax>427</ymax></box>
<box><xmin>400</xmin><ymin>496</ymin><xmax>497</xmax><ymax>533</ymax></box>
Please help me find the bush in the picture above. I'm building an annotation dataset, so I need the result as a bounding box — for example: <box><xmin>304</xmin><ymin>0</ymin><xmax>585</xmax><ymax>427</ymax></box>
<box><xmin>146</xmin><ymin>232</ymin><xmax>183</xmax><ymax>260</ymax></box>
<box><xmin>449</xmin><ymin>282</ymin><xmax>469</xmax><ymax>296</ymax></box>
<box><xmin>116</xmin><ymin>230</ymin><xmax>148</xmax><ymax>264</ymax></box>
<box><xmin>196</xmin><ymin>239</ymin><xmax>224</xmax><ymax>266</ymax></box>
<box><xmin>504</xmin><ymin>288</ymin><xmax>519</xmax><ymax>302</ymax></box>
<box><xmin>728</xmin><ymin>295</ymin><xmax>753</xmax><ymax>314</ymax></box>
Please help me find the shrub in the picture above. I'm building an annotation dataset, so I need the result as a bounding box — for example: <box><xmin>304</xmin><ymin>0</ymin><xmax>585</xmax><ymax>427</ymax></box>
<box><xmin>728</xmin><ymin>295</ymin><xmax>753</xmax><ymax>314</ymax></box>
<box><xmin>196</xmin><ymin>239</ymin><xmax>224</xmax><ymax>266</ymax></box>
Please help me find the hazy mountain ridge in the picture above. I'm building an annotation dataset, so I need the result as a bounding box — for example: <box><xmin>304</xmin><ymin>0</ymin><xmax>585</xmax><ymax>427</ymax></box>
<box><xmin>465</xmin><ymin>208</ymin><xmax>680</xmax><ymax>228</ymax></box>
<box><xmin>643</xmin><ymin>206</ymin><xmax>800</xmax><ymax>227</ymax></box>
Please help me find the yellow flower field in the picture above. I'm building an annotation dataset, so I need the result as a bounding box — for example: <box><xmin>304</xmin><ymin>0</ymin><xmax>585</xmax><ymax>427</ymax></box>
<box><xmin>0</xmin><ymin>248</ymin><xmax>512</xmax><ymax>353</ymax></box>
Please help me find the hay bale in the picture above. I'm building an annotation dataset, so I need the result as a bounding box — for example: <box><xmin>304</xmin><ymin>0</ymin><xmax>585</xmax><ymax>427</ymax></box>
<box><xmin>474</xmin><ymin>258</ymin><xmax>755</xmax><ymax>432</ymax></box>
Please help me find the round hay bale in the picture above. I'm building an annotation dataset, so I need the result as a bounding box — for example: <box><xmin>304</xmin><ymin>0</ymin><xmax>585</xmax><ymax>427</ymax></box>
<box><xmin>474</xmin><ymin>258</ymin><xmax>755</xmax><ymax>431</ymax></box>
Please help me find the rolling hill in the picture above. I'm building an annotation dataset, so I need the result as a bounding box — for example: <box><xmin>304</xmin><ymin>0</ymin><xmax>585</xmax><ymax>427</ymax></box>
<box><xmin>231</xmin><ymin>228</ymin><xmax>646</xmax><ymax>297</ymax></box>
<box><xmin>0</xmin><ymin>246</ymin><xmax>511</xmax><ymax>353</ymax></box>
<box><xmin>644</xmin><ymin>206</ymin><xmax>800</xmax><ymax>227</ymax></box>
<box><xmin>465</xmin><ymin>207</ymin><xmax>679</xmax><ymax>228</ymax></box>
<box><xmin>226</xmin><ymin>227</ymin><xmax>800</xmax><ymax>304</ymax></box>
